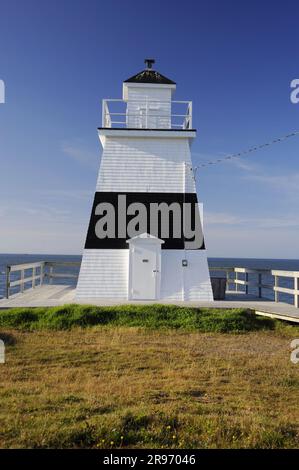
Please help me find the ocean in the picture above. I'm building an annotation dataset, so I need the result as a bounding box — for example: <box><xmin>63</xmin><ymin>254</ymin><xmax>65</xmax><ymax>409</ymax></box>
<box><xmin>0</xmin><ymin>254</ymin><xmax>298</xmax><ymax>303</ymax></box>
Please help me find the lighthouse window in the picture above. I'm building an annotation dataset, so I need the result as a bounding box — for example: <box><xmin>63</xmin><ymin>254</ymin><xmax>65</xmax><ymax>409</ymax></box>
<box><xmin>142</xmin><ymin>259</ymin><xmax>149</xmax><ymax>263</ymax></box>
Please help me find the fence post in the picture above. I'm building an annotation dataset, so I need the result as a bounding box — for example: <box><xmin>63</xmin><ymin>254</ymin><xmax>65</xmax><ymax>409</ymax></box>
<box><xmin>20</xmin><ymin>269</ymin><xmax>24</xmax><ymax>293</ymax></box>
<box><xmin>49</xmin><ymin>265</ymin><xmax>53</xmax><ymax>285</ymax></box>
<box><xmin>235</xmin><ymin>270</ymin><xmax>238</xmax><ymax>292</ymax></box>
<box><xmin>226</xmin><ymin>270</ymin><xmax>230</xmax><ymax>292</ymax></box>
<box><xmin>274</xmin><ymin>275</ymin><xmax>279</xmax><ymax>302</ymax></box>
<box><xmin>32</xmin><ymin>267</ymin><xmax>36</xmax><ymax>288</ymax></box>
<box><xmin>245</xmin><ymin>272</ymin><xmax>249</xmax><ymax>295</ymax></box>
<box><xmin>40</xmin><ymin>263</ymin><xmax>44</xmax><ymax>286</ymax></box>
<box><xmin>5</xmin><ymin>266</ymin><xmax>10</xmax><ymax>299</ymax></box>
<box><xmin>294</xmin><ymin>276</ymin><xmax>299</xmax><ymax>308</ymax></box>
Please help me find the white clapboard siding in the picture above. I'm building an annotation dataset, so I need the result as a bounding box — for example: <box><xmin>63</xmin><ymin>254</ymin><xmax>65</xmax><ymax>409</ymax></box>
<box><xmin>160</xmin><ymin>251</ymin><xmax>213</xmax><ymax>301</ymax></box>
<box><xmin>97</xmin><ymin>137</ymin><xmax>196</xmax><ymax>193</ymax></box>
<box><xmin>126</xmin><ymin>86</ymin><xmax>172</xmax><ymax>129</ymax></box>
<box><xmin>76</xmin><ymin>249</ymin><xmax>213</xmax><ymax>301</ymax></box>
<box><xmin>125</xmin><ymin>85</ymin><xmax>172</xmax><ymax>102</ymax></box>
<box><xmin>76</xmin><ymin>250</ymin><xmax>129</xmax><ymax>298</ymax></box>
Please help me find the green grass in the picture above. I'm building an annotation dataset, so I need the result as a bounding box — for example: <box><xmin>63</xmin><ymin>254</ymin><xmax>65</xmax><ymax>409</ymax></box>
<box><xmin>0</xmin><ymin>304</ymin><xmax>279</xmax><ymax>333</ymax></box>
<box><xmin>1</xmin><ymin>326</ymin><xmax>299</xmax><ymax>448</ymax></box>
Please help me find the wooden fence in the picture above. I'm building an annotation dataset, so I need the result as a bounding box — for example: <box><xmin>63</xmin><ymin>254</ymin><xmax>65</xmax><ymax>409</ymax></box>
<box><xmin>210</xmin><ymin>267</ymin><xmax>299</xmax><ymax>307</ymax></box>
<box><xmin>4</xmin><ymin>262</ymin><xmax>299</xmax><ymax>308</ymax></box>
<box><xmin>5</xmin><ymin>261</ymin><xmax>80</xmax><ymax>299</ymax></box>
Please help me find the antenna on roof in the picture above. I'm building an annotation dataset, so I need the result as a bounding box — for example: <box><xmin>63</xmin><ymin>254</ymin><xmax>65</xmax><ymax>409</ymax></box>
<box><xmin>144</xmin><ymin>58</ymin><xmax>155</xmax><ymax>70</ymax></box>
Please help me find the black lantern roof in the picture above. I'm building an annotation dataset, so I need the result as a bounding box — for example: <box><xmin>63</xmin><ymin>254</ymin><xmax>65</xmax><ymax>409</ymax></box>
<box><xmin>124</xmin><ymin>59</ymin><xmax>176</xmax><ymax>85</ymax></box>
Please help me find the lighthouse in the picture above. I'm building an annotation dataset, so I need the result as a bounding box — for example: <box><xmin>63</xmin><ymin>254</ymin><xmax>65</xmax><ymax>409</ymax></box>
<box><xmin>76</xmin><ymin>60</ymin><xmax>213</xmax><ymax>301</ymax></box>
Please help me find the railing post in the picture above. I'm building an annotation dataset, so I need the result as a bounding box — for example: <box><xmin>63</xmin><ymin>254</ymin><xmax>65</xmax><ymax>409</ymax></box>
<box><xmin>294</xmin><ymin>276</ymin><xmax>299</xmax><ymax>308</ymax></box>
<box><xmin>32</xmin><ymin>267</ymin><xmax>36</xmax><ymax>288</ymax></box>
<box><xmin>189</xmin><ymin>102</ymin><xmax>192</xmax><ymax>129</ymax></box>
<box><xmin>40</xmin><ymin>263</ymin><xmax>44</xmax><ymax>286</ymax></box>
<box><xmin>20</xmin><ymin>269</ymin><xmax>24</xmax><ymax>293</ymax></box>
<box><xmin>245</xmin><ymin>272</ymin><xmax>249</xmax><ymax>295</ymax></box>
<box><xmin>226</xmin><ymin>270</ymin><xmax>230</xmax><ymax>292</ymax></box>
<box><xmin>235</xmin><ymin>270</ymin><xmax>238</xmax><ymax>292</ymax></box>
<box><xmin>258</xmin><ymin>273</ymin><xmax>262</xmax><ymax>298</ymax></box>
<box><xmin>102</xmin><ymin>99</ymin><xmax>105</xmax><ymax>127</ymax></box>
<box><xmin>5</xmin><ymin>266</ymin><xmax>10</xmax><ymax>299</ymax></box>
<box><xmin>274</xmin><ymin>275</ymin><xmax>279</xmax><ymax>302</ymax></box>
<box><xmin>49</xmin><ymin>265</ymin><xmax>53</xmax><ymax>285</ymax></box>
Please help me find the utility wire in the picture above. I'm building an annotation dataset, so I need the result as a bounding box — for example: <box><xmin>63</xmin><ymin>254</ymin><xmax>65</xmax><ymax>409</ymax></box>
<box><xmin>192</xmin><ymin>130</ymin><xmax>299</xmax><ymax>170</ymax></box>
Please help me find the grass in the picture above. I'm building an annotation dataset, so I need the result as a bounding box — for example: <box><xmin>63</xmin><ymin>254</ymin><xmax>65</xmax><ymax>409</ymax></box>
<box><xmin>0</xmin><ymin>304</ymin><xmax>281</xmax><ymax>332</ymax></box>
<box><xmin>0</xmin><ymin>305</ymin><xmax>299</xmax><ymax>448</ymax></box>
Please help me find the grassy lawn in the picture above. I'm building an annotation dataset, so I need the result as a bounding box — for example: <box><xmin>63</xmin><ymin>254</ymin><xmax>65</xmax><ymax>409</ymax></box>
<box><xmin>0</xmin><ymin>305</ymin><xmax>299</xmax><ymax>448</ymax></box>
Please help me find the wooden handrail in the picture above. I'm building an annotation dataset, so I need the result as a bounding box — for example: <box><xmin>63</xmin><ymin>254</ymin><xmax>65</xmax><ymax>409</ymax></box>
<box><xmin>5</xmin><ymin>261</ymin><xmax>81</xmax><ymax>298</ymax></box>
<box><xmin>9</xmin><ymin>261</ymin><xmax>45</xmax><ymax>272</ymax></box>
<box><xmin>5</xmin><ymin>261</ymin><xmax>45</xmax><ymax>298</ymax></box>
<box><xmin>209</xmin><ymin>266</ymin><xmax>271</xmax><ymax>298</ymax></box>
<box><xmin>271</xmin><ymin>270</ymin><xmax>299</xmax><ymax>308</ymax></box>
<box><xmin>4</xmin><ymin>262</ymin><xmax>299</xmax><ymax>308</ymax></box>
<box><xmin>44</xmin><ymin>261</ymin><xmax>80</xmax><ymax>267</ymax></box>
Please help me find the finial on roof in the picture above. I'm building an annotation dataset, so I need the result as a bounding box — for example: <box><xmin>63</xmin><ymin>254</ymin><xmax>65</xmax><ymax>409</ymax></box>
<box><xmin>144</xmin><ymin>58</ymin><xmax>155</xmax><ymax>70</ymax></box>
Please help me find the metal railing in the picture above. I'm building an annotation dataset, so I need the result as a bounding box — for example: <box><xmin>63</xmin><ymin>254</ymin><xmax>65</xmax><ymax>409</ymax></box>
<box><xmin>101</xmin><ymin>99</ymin><xmax>192</xmax><ymax>130</ymax></box>
<box><xmin>5</xmin><ymin>261</ymin><xmax>80</xmax><ymax>299</ymax></box>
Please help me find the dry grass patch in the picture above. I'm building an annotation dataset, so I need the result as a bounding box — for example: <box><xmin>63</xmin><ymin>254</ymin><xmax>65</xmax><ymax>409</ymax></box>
<box><xmin>0</xmin><ymin>326</ymin><xmax>299</xmax><ymax>448</ymax></box>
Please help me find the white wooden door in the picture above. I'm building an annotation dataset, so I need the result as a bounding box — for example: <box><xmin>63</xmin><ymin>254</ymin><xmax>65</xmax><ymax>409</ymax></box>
<box><xmin>130</xmin><ymin>245</ymin><xmax>158</xmax><ymax>300</ymax></box>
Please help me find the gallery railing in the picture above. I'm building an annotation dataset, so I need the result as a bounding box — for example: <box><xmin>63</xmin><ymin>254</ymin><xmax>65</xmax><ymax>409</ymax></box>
<box><xmin>101</xmin><ymin>99</ymin><xmax>193</xmax><ymax>130</ymax></box>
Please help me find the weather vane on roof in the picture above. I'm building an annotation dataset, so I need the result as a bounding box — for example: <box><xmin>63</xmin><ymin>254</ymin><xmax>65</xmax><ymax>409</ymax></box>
<box><xmin>144</xmin><ymin>58</ymin><xmax>155</xmax><ymax>69</ymax></box>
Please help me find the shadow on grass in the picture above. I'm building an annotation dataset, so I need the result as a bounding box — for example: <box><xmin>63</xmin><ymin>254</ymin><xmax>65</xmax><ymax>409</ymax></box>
<box><xmin>0</xmin><ymin>332</ymin><xmax>17</xmax><ymax>345</ymax></box>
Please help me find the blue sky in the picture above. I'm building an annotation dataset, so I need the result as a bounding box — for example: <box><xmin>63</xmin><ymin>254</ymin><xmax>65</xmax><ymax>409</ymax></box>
<box><xmin>0</xmin><ymin>0</ymin><xmax>298</xmax><ymax>257</ymax></box>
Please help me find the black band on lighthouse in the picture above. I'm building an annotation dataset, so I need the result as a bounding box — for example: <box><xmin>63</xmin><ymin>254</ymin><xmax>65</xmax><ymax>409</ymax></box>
<box><xmin>84</xmin><ymin>192</ymin><xmax>205</xmax><ymax>250</ymax></box>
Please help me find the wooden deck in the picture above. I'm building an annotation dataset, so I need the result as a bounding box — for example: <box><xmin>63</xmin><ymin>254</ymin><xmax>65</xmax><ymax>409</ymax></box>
<box><xmin>1</xmin><ymin>284</ymin><xmax>299</xmax><ymax>323</ymax></box>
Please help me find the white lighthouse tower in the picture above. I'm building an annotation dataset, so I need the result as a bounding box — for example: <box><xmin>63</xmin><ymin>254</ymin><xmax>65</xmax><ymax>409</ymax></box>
<box><xmin>76</xmin><ymin>60</ymin><xmax>213</xmax><ymax>301</ymax></box>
